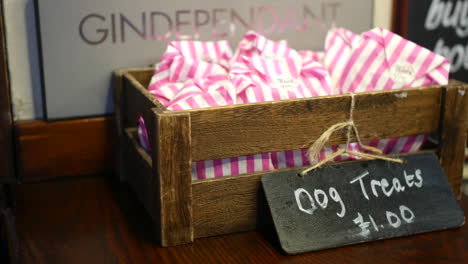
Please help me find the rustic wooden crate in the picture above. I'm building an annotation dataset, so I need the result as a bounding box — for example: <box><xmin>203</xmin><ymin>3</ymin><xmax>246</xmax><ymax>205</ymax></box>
<box><xmin>114</xmin><ymin>68</ymin><xmax>468</xmax><ymax>247</ymax></box>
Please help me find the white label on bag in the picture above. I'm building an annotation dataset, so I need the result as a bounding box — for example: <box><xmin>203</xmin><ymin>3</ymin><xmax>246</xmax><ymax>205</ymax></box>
<box><xmin>274</xmin><ymin>76</ymin><xmax>299</xmax><ymax>91</ymax></box>
<box><xmin>390</xmin><ymin>62</ymin><xmax>416</xmax><ymax>85</ymax></box>
<box><xmin>262</xmin><ymin>53</ymin><xmax>282</xmax><ymax>60</ymax></box>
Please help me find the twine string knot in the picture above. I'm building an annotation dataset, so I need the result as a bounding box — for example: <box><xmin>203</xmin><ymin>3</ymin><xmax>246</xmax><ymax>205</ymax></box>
<box><xmin>299</xmin><ymin>94</ymin><xmax>404</xmax><ymax>177</ymax></box>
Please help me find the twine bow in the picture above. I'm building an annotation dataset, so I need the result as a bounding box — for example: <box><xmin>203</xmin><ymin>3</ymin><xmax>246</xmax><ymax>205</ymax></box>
<box><xmin>299</xmin><ymin>94</ymin><xmax>404</xmax><ymax>177</ymax></box>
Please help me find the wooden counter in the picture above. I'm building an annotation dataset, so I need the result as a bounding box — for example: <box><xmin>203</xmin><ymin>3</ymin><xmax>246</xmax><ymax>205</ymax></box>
<box><xmin>16</xmin><ymin>176</ymin><xmax>468</xmax><ymax>264</ymax></box>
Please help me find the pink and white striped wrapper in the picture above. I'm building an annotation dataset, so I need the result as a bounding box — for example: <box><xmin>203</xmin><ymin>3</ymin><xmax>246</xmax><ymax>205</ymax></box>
<box><xmin>165</xmin><ymin>76</ymin><xmax>236</xmax><ymax>110</ymax></box>
<box><xmin>147</xmin><ymin>41</ymin><xmax>233</xmax><ymax>106</ymax></box>
<box><xmin>338</xmin><ymin>28</ymin><xmax>450</xmax><ymax>93</ymax></box>
<box><xmin>323</xmin><ymin>27</ymin><xmax>362</xmax><ymax>95</ymax></box>
<box><xmin>329</xmin><ymin>27</ymin><xmax>450</xmax><ymax>157</ymax></box>
<box><xmin>230</xmin><ymin>31</ymin><xmax>331</xmax><ymax>103</ymax></box>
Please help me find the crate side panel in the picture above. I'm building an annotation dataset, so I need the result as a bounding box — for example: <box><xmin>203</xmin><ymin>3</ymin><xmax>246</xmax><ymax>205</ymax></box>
<box><xmin>127</xmin><ymin>68</ymin><xmax>154</xmax><ymax>87</ymax></box>
<box><xmin>123</xmin><ymin>72</ymin><xmax>163</xmax><ymax>128</ymax></box>
<box><xmin>124</xmin><ymin>129</ymin><xmax>161</xmax><ymax>242</ymax></box>
<box><xmin>123</xmin><ymin>71</ymin><xmax>166</xmax><ymax>151</ymax></box>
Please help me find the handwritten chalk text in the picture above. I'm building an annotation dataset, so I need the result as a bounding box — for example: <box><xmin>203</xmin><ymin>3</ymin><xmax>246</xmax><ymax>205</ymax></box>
<box><xmin>294</xmin><ymin>168</ymin><xmax>423</xmax><ymax>236</ymax></box>
<box><xmin>349</xmin><ymin>169</ymin><xmax>423</xmax><ymax>200</ymax></box>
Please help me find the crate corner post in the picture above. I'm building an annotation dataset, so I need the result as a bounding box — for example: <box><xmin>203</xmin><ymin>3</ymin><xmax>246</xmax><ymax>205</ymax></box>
<box><xmin>153</xmin><ymin>109</ymin><xmax>194</xmax><ymax>246</ymax></box>
<box><xmin>113</xmin><ymin>69</ymin><xmax>126</xmax><ymax>182</ymax></box>
<box><xmin>439</xmin><ymin>84</ymin><xmax>468</xmax><ymax>199</ymax></box>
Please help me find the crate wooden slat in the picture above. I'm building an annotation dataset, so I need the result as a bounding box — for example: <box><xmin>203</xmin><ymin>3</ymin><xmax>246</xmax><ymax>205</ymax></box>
<box><xmin>114</xmin><ymin>68</ymin><xmax>468</xmax><ymax>247</ymax></box>
<box><xmin>192</xmin><ymin>173</ymin><xmax>262</xmax><ymax>238</ymax></box>
<box><xmin>189</xmin><ymin>87</ymin><xmax>441</xmax><ymax>161</ymax></box>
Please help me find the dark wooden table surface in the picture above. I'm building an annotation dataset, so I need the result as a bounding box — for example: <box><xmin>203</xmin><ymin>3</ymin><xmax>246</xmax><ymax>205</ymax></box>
<box><xmin>16</xmin><ymin>176</ymin><xmax>468</xmax><ymax>264</ymax></box>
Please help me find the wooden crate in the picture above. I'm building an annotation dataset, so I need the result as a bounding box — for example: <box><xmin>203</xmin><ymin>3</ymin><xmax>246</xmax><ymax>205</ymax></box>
<box><xmin>114</xmin><ymin>68</ymin><xmax>468</xmax><ymax>247</ymax></box>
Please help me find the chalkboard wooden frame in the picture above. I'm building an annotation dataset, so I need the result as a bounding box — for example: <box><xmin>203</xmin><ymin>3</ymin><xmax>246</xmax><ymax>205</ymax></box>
<box><xmin>391</xmin><ymin>0</ymin><xmax>409</xmax><ymax>37</ymax></box>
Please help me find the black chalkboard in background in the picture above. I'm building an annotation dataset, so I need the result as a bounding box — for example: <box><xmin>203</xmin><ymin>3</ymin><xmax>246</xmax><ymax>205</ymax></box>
<box><xmin>394</xmin><ymin>0</ymin><xmax>468</xmax><ymax>82</ymax></box>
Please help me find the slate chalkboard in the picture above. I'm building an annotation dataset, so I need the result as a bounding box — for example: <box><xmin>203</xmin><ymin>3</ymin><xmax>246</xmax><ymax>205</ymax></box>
<box><xmin>405</xmin><ymin>0</ymin><xmax>468</xmax><ymax>82</ymax></box>
<box><xmin>261</xmin><ymin>153</ymin><xmax>465</xmax><ymax>255</ymax></box>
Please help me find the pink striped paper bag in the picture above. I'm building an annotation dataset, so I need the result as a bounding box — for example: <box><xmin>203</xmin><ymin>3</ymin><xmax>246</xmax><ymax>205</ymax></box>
<box><xmin>165</xmin><ymin>76</ymin><xmax>236</xmax><ymax>110</ymax></box>
<box><xmin>333</xmin><ymin>27</ymin><xmax>450</xmax><ymax>156</ymax></box>
<box><xmin>338</xmin><ymin>28</ymin><xmax>449</xmax><ymax>92</ymax></box>
<box><xmin>323</xmin><ymin>27</ymin><xmax>362</xmax><ymax>95</ymax></box>
<box><xmin>147</xmin><ymin>41</ymin><xmax>232</xmax><ymax>106</ymax></box>
<box><xmin>230</xmin><ymin>31</ymin><xmax>331</xmax><ymax>103</ymax></box>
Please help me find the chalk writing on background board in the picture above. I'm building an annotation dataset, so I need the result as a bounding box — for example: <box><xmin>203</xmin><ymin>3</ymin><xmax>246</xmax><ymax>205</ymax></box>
<box><xmin>424</xmin><ymin>0</ymin><xmax>468</xmax><ymax>73</ymax></box>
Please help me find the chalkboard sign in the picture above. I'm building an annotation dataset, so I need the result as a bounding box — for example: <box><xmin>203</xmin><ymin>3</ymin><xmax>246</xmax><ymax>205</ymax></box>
<box><xmin>261</xmin><ymin>153</ymin><xmax>464</xmax><ymax>255</ymax></box>
<box><xmin>404</xmin><ymin>0</ymin><xmax>468</xmax><ymax>82</ymax></box>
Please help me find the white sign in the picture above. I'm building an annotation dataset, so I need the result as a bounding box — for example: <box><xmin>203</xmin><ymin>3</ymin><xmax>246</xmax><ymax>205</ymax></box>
<box><xmin>36</xmin><ymin>0</ymin><xmax>373</xmax><ymax>119</ymax></box>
